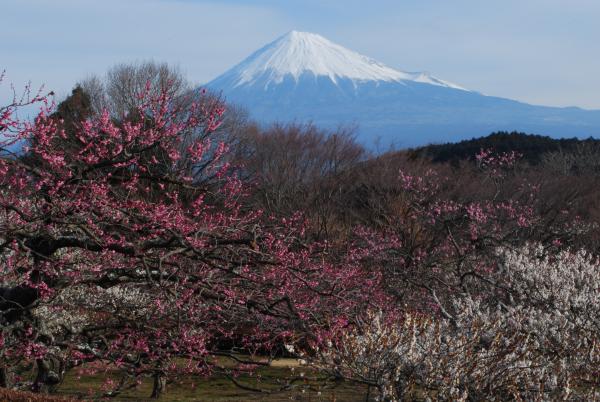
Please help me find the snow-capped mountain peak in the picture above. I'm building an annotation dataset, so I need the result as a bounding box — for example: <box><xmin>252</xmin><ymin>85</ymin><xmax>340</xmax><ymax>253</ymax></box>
<box><xmin>212</xmin><ymin>31</ymin><xmax>468</xmax><ymax>91</ymax></box>
<box><xmin>205</xmin><ymin>31</ymin><xmax>600</xmax><ymax>148</ymax></box>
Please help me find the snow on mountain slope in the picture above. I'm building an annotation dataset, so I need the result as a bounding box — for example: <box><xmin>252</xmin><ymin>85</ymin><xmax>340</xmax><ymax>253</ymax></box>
<box><xmin>212</xmin><ymin>31</ymin><xmax>468</xmax><ymax>91</ymax></box>
<box><xmin>206</xmin><ymin>31</ymin><xmax>600</xmax><ymax>148</ymax></box>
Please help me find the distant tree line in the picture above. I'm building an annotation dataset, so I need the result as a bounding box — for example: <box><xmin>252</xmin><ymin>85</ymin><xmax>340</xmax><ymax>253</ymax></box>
<box><xmin>410</xmin><ymin>130</ymin><xmax>600</xmax><ymax>166</ymax></box>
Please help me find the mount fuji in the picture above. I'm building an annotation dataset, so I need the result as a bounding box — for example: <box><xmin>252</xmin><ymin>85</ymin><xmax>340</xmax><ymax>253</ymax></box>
<box><xmin>207</xmin><ymin>31</ymin><xmax>600</xmax><ymax>147</ymax></box>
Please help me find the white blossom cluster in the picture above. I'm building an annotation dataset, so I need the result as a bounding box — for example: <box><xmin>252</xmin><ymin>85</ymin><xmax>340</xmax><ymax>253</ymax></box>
<box><xmin>32</xmin><ymin>284</ymin><xmax>155</xmax><ymax>344</ymax></box>
<box><xmin>315</xmin><ymin>245</ymin><xmax>600</xmax><ymax>401</ymax></box>
<box><xmin>498</xmin><ymin>245</ymin><xmax>600</xmax><ymax>338</ymax></box>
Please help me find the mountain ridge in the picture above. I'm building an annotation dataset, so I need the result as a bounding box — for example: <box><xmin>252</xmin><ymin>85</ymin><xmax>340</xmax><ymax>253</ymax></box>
<box><xmin>206</xmin><ymin>31</ymin><xmax>600</xmax><ymax>148</ymax></box>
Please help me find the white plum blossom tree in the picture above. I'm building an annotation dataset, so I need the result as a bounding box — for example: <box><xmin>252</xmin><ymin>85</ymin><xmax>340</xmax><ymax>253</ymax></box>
<box><xmin>313</xmin><ymin>245</ymin><xmax>600</xmax><ymax>401</ymax></box>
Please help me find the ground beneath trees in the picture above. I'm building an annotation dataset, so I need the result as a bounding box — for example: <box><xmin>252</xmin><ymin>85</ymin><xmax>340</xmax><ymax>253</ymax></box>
<box><xmin>53</xmin><ymin>359</ymin><xmax>373</xmax><ymax>401</ymax></box>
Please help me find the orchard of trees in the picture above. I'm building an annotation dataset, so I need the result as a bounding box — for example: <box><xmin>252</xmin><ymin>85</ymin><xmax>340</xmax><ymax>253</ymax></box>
<box><xmin>2</xmin><ymin>63</ymin><xmax>600</xmax><ymax>401</ymax></box>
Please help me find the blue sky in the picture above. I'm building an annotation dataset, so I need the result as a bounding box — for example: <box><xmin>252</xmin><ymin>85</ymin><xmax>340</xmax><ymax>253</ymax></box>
<box><xmin>2</xmin><ymin>0</ymin><xmax>600</xmax><ymax>109</ymax></box>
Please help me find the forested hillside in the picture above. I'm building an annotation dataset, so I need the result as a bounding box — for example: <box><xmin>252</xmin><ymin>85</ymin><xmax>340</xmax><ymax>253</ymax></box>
<box><xmin>411</xmin><ymin>131</ymin><xmax>600</xmax><ymax>165</ymax></box>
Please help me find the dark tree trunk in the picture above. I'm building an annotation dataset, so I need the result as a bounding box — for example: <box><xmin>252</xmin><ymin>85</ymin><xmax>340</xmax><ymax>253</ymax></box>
<box><xmin>0</xmin><ymin>367</ymin><xmax>9</xmax><ymax>388</ymax></box>
<box><xmin>0</xmin><ymin>285</ymin><xmax>38</xmax><ymax>323</ymax></box>
<box><xmin>2</xmin><ymin>242</ymin><xmax>60</xmax><ymax>394</ymax></box>
<box><xmin>31</xmin><ymin>359</ymin><xmax>50</xmax><ymax>393</ymax></box>
<box><xmin>0</xmin><ymin>240</ymin><xmax>53</xmax><ymax>324</ymax></box>
<box><xmin>151</xmin><ymin>371</ymin><xmax>166</xmax><ymax>399</ymax></box>
<box><xmin>31</xmin><ymin>358</ymin><xmax>60</xmax><ymax>393</ymax></box>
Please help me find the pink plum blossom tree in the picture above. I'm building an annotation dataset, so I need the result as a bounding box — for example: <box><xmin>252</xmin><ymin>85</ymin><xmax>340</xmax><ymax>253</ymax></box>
<box><xmin>0</xmin><ymin>77</ymin><xmax>381</xmax><ymax>398</ymax></box>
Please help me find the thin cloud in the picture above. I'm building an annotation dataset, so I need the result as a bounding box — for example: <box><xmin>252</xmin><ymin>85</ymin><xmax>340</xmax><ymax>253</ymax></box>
<box><xmin>2</xmin><ymin>0</ymin><xmax>599</xmax><ymax>109</ymax></box>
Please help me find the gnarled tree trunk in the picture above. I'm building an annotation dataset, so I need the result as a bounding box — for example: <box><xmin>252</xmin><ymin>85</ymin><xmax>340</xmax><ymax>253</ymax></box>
<box><xmin>150</xmin><ymin>371</ymin><xmax>166</xmax><ymax>399</ymax></box>
<box><xmin>31</xmin><ymin>358</ymin><xmax>61</xmax><ymax>393</ymax></box>
<box><xmin>0</xmin><ymin>367</ymin><xmax>9</xmax><ymax>388</ymax></box>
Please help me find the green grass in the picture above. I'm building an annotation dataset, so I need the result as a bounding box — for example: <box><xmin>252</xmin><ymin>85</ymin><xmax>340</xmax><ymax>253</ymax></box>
<box><xmin>54</xmin><ymin>360</ymin><xmax>375</xmax><ymax>401</ymax></box>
